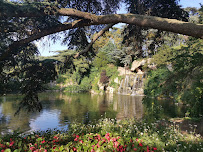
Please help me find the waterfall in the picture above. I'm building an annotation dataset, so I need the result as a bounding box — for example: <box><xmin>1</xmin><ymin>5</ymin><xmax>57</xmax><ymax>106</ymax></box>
<box><xmin>118</xmin><ymin>79</ymin><xmax>123</xmax><ymax>94</ymax></box>
<box><xmin>123</xmin><ymin>75</ymin><xmax>129</xmax><ymax>94</ymax></box>
<box><xmin>118</xmin><ymin>74</ymin><xmax>144</xmax><ymax>96</ymax></box>
<box><xmin>131</xmin><ymin>75</ymin><xmax>138</xmax><ymax>95</ymax></box>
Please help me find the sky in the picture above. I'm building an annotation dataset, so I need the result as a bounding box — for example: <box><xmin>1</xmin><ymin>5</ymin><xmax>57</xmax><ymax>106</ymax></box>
<box><xmin>37</xmin><ymin>0</ymin><xmax>202</xmax><ymax>57</ymax></box>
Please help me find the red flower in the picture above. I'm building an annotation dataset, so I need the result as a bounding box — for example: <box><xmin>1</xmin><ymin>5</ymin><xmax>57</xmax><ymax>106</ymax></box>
<box><xmin>153</xmin><ymin>147</ymin><xmax>157</xmax><ymax>150</ymax></box>
<box><xmin>74</xmin><ymin>138</ymin><xmax>78</xmax><ymax>141</ymax></box>
<box><xmin>133</xmin><ymin>148</ymin><xmax>137</xmax><ymax>151</ymax></box>
<box><xmin>102</xmin><ymin>139</ymin><xmax>106</xmax><ymax>143</ymax></box>
<box><xmin>147</xmin><ymin>146</ymin><xmax>150</xmax><ymax>152</ymax></box>
<box><xmin>76</xmin><ymin>135</ymin><xmax>79</xmax><ymax>138</ymax></box>
<box><xmin>9</xmin><ymin>141</ymin><xmax>14</xmax><ymax>147</ymax></box>
<box><xmin>53</xmin><ymin>136</ymin><xmax>58</xmax><ymax>139</ymax></box>
<box><xmin>139</xmin><ymin>143</ymin><xmax>143</xmax><ymax>147</ymax></box>
<box><xmin>73</xmin><ymin>147</ymin><xmax>77</xmax><ymax>151</ymax></box>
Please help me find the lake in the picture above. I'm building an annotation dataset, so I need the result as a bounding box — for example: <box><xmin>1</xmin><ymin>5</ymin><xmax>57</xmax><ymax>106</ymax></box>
<box><xmin>0</xmin><ymin>92</ymin><xmax>186</xmax><ymax>135</ymax></box>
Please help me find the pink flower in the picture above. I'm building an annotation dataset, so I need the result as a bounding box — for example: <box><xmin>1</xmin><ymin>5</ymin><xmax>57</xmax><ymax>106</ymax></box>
<box><xmin>133</xmin><ymin>148</ymin><xmax>137</xmax><ymax>151</ymax></box>
<box><xmin>91</xmin><ymin>149</ymin><xmax>95</xmax><ymax>152</ymax></box>
<box><xmin>74</xmin><ymin>138</ymin><xmax>78</xmax><ymax>141</ymax></box>
<box><xmin>73</xmin><ymin>147</ymin><xmax>77</xmax><ymax>151</ymax></box>
<box><xmin>105</xmin><ymin>133</ymin><xmax>110</xmax><ymax>142</ymax></box>
<box><xmin>41</xmin><ymin>140</ymin><xmax>45</xmax><ymax>144</ymax></box>
<box><xmin>153</xmin><ymin>147</ymin><xmax>157</xmax><ymax>150</ymax></box>
<box><xmin>114</xmin><ymin>141</ymin><xmax>119</xmax><ymax>148</ymax></box>
<box><xmin>79</xmin><ymin>140</ymin><xmax>84</xmax><ymax>144</ymax></box>
<box><xmin>96</xmin><ymin>142</ymin><xmax>101</xmax><ymax>148</ymax></box>
<box><xmin>30</xmin><ymin>147</ymin><xmax>35</xmax><ymax>151</ymax></box>
<box><xmin>76</xmin><ymin>135</ymin><xmax>79</xmax><ymax>138</ymax></box>
<box><xmin>112</xmin><ymin>137</ymin><xmax>117</xmax><ymax>142</ymax></box>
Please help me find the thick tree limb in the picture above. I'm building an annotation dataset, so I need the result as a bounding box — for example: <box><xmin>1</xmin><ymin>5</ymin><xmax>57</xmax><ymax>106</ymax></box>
<box><xmin>1</xmin><ymin>4</ymin><xmax>203</xmax><ymax>39</ymax></box>
<box><xmin>1</xmin><ymin>1</ymin><xmax>203</xmax><ymax>38</ymax></box>
<box><xmin>74</xmin><ymin>23</ymin><xmax>115</xmax><ymax>58</ymax></box>
<box><xmin>1</xmin><ymin>3</ymin><xmax>203</xmax><ymax>61</ymax></box>
<box><xmin>1</xmin><ymin>12</ymin><xmax>203</xmax><ymax>61</ymax></box>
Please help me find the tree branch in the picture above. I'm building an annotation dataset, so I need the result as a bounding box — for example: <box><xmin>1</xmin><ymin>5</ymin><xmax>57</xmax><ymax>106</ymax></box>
<box><xmin>1</xmin><ymin>4</ymin><xmax>203</xmax><ymax>39</ymax></box>
<box><xmin>0</xmin><ymin>19</ymin><xmax>91</xmax><ymax>62</ymax></box>
<box><xmin>1</xmin><ymin>5</ymin><xmax>203</xmax><ymax>62</ymax></box>
<box><xmin>74</xmin><ymin>23</ymin><xmax>115</xmax><ymax>58</ymax></box>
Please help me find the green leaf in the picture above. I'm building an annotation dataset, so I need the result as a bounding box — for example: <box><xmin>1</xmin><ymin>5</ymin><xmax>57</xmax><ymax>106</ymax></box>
<box><xmin>4</xmin><ymin>149</ymin><xmax>11</xmax><ymax>152</ymax></box>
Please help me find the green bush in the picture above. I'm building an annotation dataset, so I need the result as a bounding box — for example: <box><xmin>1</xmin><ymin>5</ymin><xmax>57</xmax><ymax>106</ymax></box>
<box><xmin>144</xmin><ymin>66</ymin><xmax>172</xmax><ymax>97</ymax></box>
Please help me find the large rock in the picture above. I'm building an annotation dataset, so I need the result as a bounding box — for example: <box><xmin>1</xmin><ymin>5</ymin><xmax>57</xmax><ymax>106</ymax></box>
<box><xmin>118</xmin><ymin>67</ymin><xmax>134</xmax><ymax>76</ymax></box>
<box><xmin>131</xmin><ymin>59</ymin><xmax>146</xmax><ymax>71</ymax></box>
<box><xmin>131</xmin><ymin>58</ymin><xmax>156</xmax><ymax>71</ymax></box>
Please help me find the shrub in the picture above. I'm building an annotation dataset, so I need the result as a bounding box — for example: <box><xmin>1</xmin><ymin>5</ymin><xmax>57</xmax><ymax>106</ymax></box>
<box><xmin>100</xmin><ymin>70</ymin><xmax>109</xmax><ymax>85</ymax></box>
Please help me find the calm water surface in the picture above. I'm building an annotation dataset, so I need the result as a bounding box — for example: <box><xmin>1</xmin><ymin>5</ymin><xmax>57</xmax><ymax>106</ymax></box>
<box><xmin>0</xmin><ymin>92</ymin><xmax>186</xmax><ymax>134</ymax></box>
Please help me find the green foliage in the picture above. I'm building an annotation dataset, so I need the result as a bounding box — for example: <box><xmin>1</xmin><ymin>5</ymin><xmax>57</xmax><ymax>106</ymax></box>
<box><xmin>56</xmin><ymin>74</ymin><xmax>68</xmax><ymax>84</ymax></box>
<box><xmin>105</xmin><ymin>64</ymin><xmax>119</xmax><ymax>79</ymax></box>
<box><xmin>145</xmin><ymin>38</ymin><xmax>203</xmax><ymax>117</ymax></box>
<box><xmin>152</xmin><ymin>44</ymin><xmax>178</xmax><ymax>66</ymax></box>
<box><xmin>144</xmin><ymin>67</ymin><xmax>172</xmax><ymax>97</ymax></box>
<box><xmin>123</xmin><ymin>0</ymin><xmax>188</xmax><ymax>57</ymax></box>
<box><xmin>92</xmin><ymin>51</ymin><xmax>110</xmax><ymax>69</ymax></box>
<box><xmin>64</xmin><ymin>77</ymin><xmax>92</xmax><ymax>93</ymax></box>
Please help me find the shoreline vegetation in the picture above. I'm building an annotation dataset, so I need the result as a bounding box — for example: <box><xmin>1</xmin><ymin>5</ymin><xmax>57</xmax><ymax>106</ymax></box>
<box><xmin>0</xmin><ymin>118</ymin><xmax>202</xmax><ymax>152</ymax></box>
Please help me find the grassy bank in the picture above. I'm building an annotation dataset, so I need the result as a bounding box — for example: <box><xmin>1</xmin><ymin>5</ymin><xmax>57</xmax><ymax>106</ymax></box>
<box><xmin>0</xmin><ymin>118</ymin><xmax>202</xmax><ymax>152</ymax></box>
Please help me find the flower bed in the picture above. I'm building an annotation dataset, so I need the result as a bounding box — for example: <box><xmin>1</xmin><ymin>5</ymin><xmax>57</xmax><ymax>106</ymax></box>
<box><xmin>0</xmin><ymin>133</ymin><xmax>157</xmax><ymax>152</ymax></box>
<box><xmin>0</xmin><ymin>118</ymin><xmax>202</xmax><ymax>151</ymax></box>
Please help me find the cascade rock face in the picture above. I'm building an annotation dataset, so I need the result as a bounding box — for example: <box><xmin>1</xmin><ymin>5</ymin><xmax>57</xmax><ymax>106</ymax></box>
<box><xmin>118</xmin><ymin>74</ymin><xmax>144</xmax><ymax>96</ymax></box>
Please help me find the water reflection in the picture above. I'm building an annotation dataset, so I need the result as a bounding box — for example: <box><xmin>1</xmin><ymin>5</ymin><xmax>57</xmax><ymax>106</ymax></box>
<box><xmin>114</xmin><ymin>95</ymin><xmax>144</xmax><ymax>120</ymax></box>
<box><xmin>0</xmin><ymin>92</ymin><xmax>186</xmax><ymax>134</ymax></box>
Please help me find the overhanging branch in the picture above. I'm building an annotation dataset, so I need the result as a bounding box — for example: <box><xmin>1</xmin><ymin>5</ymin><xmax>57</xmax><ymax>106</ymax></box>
<box><xmin>74</xmin><ymin>23</ymin><xmax>115</xmax><ymax>58</ymax></box>
<box><xmin>1</xmin><ymin>4</ymin><xmax>203</xmax><ymax>61</ymax></box>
